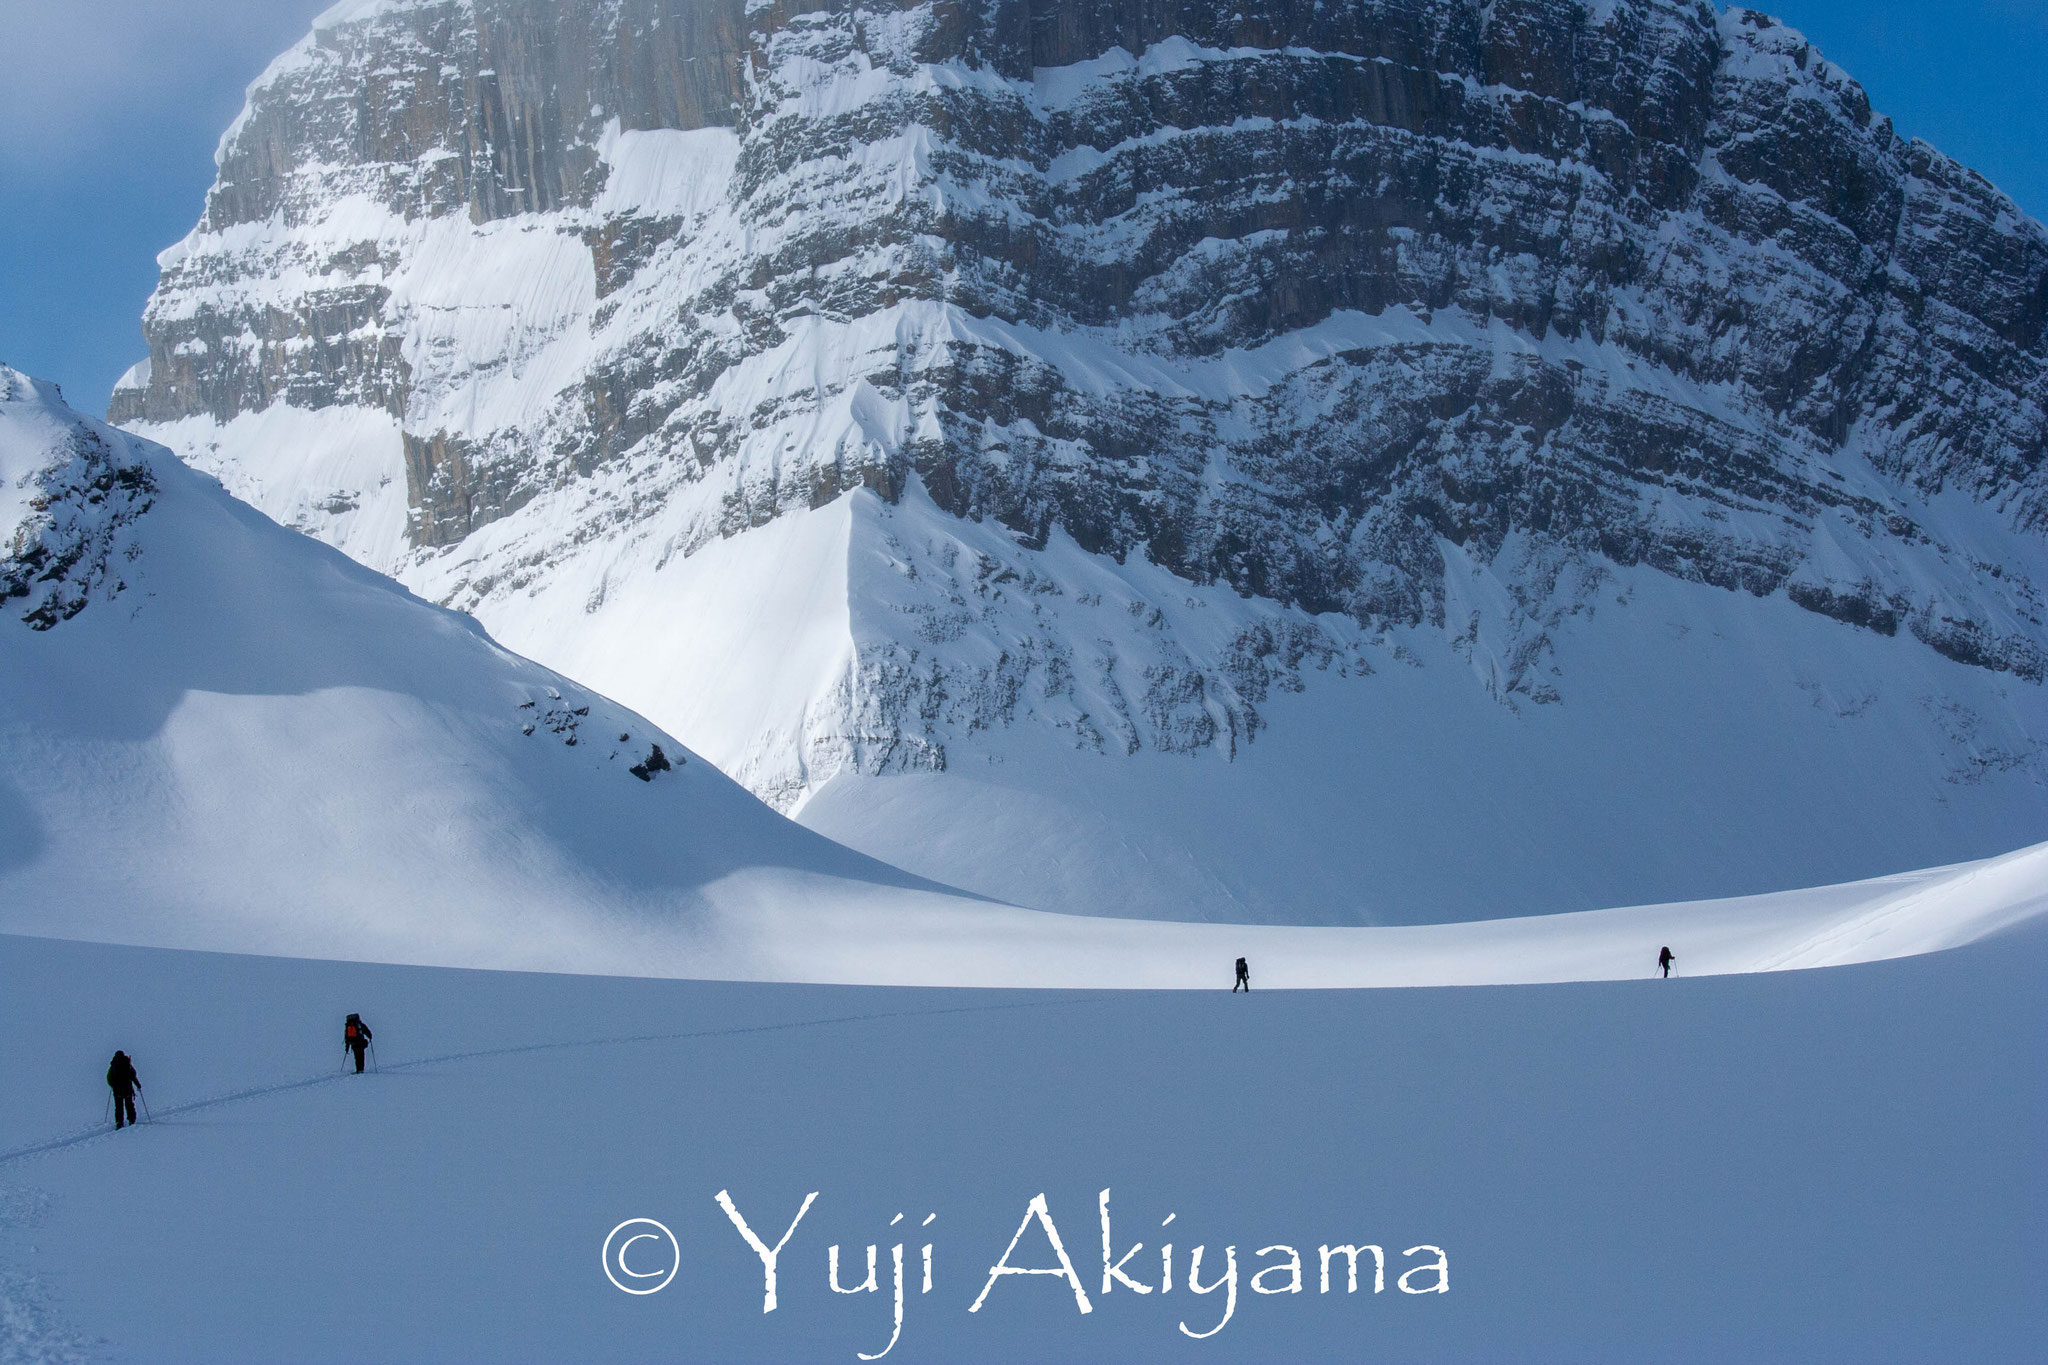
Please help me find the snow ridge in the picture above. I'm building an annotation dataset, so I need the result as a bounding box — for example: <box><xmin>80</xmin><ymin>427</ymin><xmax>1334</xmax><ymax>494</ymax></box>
<box><xmin>0</xmin><ymin>369</ymin><xmax>1024</xmax><ymax>969</ymax></box>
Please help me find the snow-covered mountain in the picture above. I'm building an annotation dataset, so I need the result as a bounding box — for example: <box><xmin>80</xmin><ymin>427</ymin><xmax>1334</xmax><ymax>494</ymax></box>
<box><xmin>26</xmin><ymin>359</ymin><xmax>2045</xmax><ymax>982</ymax></box>
<box><xmin>109</xmin><ymin>0</ymin><xmax>2048</xmax><ymax>921</ymax></box>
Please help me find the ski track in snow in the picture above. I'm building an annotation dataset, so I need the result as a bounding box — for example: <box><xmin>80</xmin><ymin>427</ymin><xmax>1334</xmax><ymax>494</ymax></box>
<box><xmin>0</xmin><ymin>995</ymin><xmax>1098</xmax><ymax>1171</ymax></box>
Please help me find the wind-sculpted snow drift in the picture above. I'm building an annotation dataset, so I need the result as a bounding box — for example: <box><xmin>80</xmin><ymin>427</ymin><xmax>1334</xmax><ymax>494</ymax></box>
<box><xmin>111</xmin><ymin>0</ymin><xmax>2048</xmax><ymax>920</ymax></box>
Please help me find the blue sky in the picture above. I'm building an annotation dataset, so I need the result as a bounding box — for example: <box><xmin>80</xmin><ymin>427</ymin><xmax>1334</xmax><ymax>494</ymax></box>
<box><xmin>1</xmin><ymin>0</ymin><xmax>2042</xmax><ymax>417</ymax></box>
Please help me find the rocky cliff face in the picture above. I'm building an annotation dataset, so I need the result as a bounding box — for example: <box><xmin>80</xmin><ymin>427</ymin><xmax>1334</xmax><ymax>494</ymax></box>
<box><xmin>4</xmin><ymin>371</ymin><xmax>156</xmax><ymax>630</ymax></box>
<box><xmin>109</xmin><ymin>0</ymin><xmax>2048</xmax><ymax>919</ymax></box>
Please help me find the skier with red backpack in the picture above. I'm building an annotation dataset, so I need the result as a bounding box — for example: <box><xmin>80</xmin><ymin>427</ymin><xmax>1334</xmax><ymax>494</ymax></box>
<box><xmin>344</xmin><ymin>1013</ymin><xmax>373</xmax><ymax>1073</ymax></box>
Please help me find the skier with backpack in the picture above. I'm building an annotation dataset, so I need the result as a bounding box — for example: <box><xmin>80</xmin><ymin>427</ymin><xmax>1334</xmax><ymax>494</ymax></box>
<box><xmin>1658</xmin><ymin>946</ymin><xmax>1676</xmax><ymax>978</ymax></box>
<box><xmin>344</xmin><ymin>1013</ymin><xmax>374</xmax><ymax>1073</ymax></box>
<box><xmin>107</xmin><ymin>1050</ymin><xmax>141</xmax><ymax>1129</ymax></box>
<box><xmin>1233</xmin><ymin>956</ymin><xmax>1251</xmax><ymax>992</ymax></box>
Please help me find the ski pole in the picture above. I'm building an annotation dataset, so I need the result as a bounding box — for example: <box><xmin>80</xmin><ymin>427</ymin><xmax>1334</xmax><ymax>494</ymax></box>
<box><xmin>138</xmin><ymin>1085</ymin><xmax>152</xmax><ymax>1124</ymax></box>
<box><xmin>371</xmin><ymin>1040</ymin><xmax>379</xmax><ymax>1073</ymax></box>
<box><xmin>104</xmin><ymin>1093</ymin><xmax>112</xmax><ymax>1125</ymax></box>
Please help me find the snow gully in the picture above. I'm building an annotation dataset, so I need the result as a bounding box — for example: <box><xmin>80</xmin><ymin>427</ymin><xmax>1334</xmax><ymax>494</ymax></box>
<box><xmin>704</xmin><ymin>1188</ymin><xmax>1448</xmax><ymax>1359</ymax></box>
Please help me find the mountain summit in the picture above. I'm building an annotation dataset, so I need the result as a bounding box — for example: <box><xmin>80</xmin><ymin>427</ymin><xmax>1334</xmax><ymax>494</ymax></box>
<box><xmin>109</xmin><ymin>0</ymin><xmax>2048</xmax><ymax>921</ymax></box>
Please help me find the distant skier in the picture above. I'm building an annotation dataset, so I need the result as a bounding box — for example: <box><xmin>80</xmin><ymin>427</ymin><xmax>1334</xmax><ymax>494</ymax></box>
<box><xmin>1233</xmin><ymin>956</ymin><xmax>1250</xmax><ymax>993</ymax></box>
<box><xmin>1658</xmin><ymin>946</ymin><xmax>1675</xmax><ymax>979</ymax></box>
<box><xmin>344</xmin><ymin>1013</ymin><xmax>373</xmax><ymax>1073</ymax></box>
<box><xmin>107</xmin><ymin>1050</ymin><xmax>140</xmax><ymax>1129</ymax></box>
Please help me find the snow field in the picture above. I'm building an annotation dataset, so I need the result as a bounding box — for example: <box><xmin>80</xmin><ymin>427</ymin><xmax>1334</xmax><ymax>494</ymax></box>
<box><xmin>1</xmin><ymin>924</ymin><xmax>2041</xmax><ymax>1361</ymax></box>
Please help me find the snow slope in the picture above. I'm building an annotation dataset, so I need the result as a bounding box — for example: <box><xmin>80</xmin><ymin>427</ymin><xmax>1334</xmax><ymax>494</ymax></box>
<box><xmin>0</xmin><ymin>365</ymin><xmax>1000</xmax><ymax>973</ymax></box>
<box><xmin>495</xmin><ymin>838</ymin><xmax>2048</xmax><ymax>987</ymax></box>
<box><xmin>560</xmin><ymin>480</ymin><xmax>2048</xmax><ymax>924</ymax></box>
<box><xmin>1</xmin><ymin>924</ymin><xmax>2041</xmax><ymax>1362</ymax></box>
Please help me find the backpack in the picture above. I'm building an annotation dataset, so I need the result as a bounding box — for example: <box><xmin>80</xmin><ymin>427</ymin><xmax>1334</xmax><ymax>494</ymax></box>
<box><xmin>345</xmin><ymin>1021</ymin><xmax>360</xmax><ymax>1042</ymax></box>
